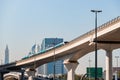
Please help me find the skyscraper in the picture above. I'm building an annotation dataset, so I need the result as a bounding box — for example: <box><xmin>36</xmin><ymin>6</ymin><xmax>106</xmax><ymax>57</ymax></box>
<box><xmin>4</xmin><ymin>45</ymin><xmax>9</xmax><ymax>64</ymax></box>
<box><xmin>31</xmin><ymin>43</ymin><xmax>40</xmax><ymax>54</ymax></box>
<box><xmin>30</xmin><ymin>43</ymin><xmax>40</xmax><ymax>75</ymax></box>
<box><xmin>38</xmin><ymin>38</ymin><xmax>65</xmax><ymax>76</ymax></box>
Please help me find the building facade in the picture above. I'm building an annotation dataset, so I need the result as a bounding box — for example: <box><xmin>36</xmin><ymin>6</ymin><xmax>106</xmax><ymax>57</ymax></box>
<box><xmin>38</xmin><ymin>38</ymin><xmax>65</xmax><ymax>76</ymax></box>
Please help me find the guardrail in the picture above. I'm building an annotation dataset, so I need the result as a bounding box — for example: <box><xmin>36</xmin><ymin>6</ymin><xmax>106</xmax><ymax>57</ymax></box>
<box><xmin>74</xmin><ymin>16</ymin><xmax>120</xmax><ymax>41</ymax></box>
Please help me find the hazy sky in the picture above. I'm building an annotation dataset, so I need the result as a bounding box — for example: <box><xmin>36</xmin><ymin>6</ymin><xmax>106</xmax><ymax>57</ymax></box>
<box><xmin>0</xmin><ymin>0</ymin><xmax>120</xmax><ymax>74</ymax></box>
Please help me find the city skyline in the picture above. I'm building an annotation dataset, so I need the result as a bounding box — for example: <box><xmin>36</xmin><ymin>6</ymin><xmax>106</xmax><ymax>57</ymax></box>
<box><xmin>0</xmin><ymin>0</ymin><xmax>120</xmax><ymax>74</ymax></box>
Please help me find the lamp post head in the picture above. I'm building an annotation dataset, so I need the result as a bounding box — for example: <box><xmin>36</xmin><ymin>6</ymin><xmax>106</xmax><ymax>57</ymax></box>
<box><xmin>91</xmin><ymin>10</ymin><xmax>102</xmax><ymax>13</ymax></box>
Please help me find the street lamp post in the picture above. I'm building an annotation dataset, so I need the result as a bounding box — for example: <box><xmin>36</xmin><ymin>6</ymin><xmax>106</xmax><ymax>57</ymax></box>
<box><xmin>89</xmin><ymin>57</ymin><xmax>91</xmax><ymax>68</ymax></box>
<box><xmin>53</xmin><ymin>38</ymin><xmax>57</xmax><ymax>80</ymax></box>
<box><xmin>53</xmin><ymin>45</ymin><xmax>56</xmax><ymax>80</ymax></box>
<box><xmin>115</xmin><ymin>56</ymin><xmax>119</xmax><ymax>68</ymax></box>
<box><xmin>115</xmin><ymin>56</ymin><xmax>119</xmax><ymax>80</ymax></box>
<box><xmin>88</xmin><ymin>57</ymin><xmax>91</xmax><ymax>80</ymax></box>
<box><xmin>0</xmin><ymin>59</ymin><xmax>2</xmax><ymax>65</ymax></box>
<box><xmin>91</xmin><ymin>10</ymin><xmax>102</xmax><ymax>80</ymax></box>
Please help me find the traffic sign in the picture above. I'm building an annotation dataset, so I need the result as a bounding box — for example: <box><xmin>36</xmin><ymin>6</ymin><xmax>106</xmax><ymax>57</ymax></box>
<box><xmin>87</xmin><ymin>67</ymin><xmax>103</xmax><ymax>78</ymax></box>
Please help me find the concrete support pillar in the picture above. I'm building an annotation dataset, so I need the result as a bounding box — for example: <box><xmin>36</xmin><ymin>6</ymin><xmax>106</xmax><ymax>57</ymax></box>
<box><xmin>26</xmin><ymin>68</ymin><xmax>36</xmax><ymax>80</ymax></box>
<box><xmin>106</xmin><ymin>49</ymin><xmax>113</xmax><ymax>80</ymax></box>
<box><xmin>64</xmin><ymin>61</ymin><xmax>78</xmax><ymax>80</ymax></box>
<box><xmin>20</xmin><ymin>71</ymin><xmax>25</xmax><ymax>80</ymax></box>
<box><xmin>0</xmin><ymin>73</ymin><xmax>3</xmax><ymax>80</ymax></box>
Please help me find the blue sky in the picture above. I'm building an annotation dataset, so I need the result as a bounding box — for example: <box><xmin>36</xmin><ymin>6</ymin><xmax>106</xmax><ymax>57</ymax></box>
<box><xmin>0</xmin><ymin>0</ymin><xmax>120</xmax><ymax>74</ymax></box>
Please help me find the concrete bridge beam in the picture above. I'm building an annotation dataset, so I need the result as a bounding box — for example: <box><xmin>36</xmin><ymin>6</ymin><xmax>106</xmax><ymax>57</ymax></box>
<box><xmin>64</xmin><ymin>60</ymin><xmax>78</xmax><ymax>80</ymax></box>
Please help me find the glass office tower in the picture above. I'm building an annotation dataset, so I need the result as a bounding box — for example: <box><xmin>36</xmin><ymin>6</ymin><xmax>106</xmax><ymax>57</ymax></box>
<box><xmin>39</xmin><ymin>38</ymin><xmax>65</xmax><ymax>76</ymax></box>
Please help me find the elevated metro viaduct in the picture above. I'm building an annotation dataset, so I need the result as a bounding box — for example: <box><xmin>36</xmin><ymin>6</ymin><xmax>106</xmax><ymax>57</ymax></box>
<box><xmin>0</xmin><ymin>16</ymin><xmax>120</xmax><ymax>80</ymax></box>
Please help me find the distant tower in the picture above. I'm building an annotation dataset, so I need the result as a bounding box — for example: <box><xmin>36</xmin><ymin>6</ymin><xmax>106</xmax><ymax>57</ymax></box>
<box><xmin>31</xmin><ymin>43</ymin><xmax>40</xmax><ymax>54</ymax></box>
<box><xmin>5</xmin><ymin>45</ymin><xmax>9</xmax><ymax>64</ymax></box>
